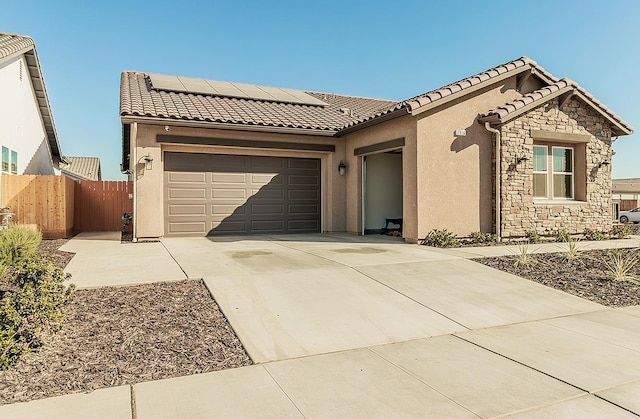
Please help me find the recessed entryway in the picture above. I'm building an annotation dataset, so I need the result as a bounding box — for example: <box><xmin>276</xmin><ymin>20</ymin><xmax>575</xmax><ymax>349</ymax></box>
<box><xmin>363</xmin><ymin>151</ymin><xmax>403</xmax><ymax>235</ymax></box>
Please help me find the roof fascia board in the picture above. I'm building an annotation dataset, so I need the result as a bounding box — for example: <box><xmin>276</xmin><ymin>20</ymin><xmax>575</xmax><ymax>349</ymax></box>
<box><xmin>572</xmin><ymin>91</ymin><xmax>633</xmax><ymax>136</ymax></box>
<box><xmin>0</xmin><ymin>47</ymin><xmax>32</xmax><ymax>65</ymax></box>
<box><xmin>121</xmin><ymin>116</ymin><xmax>337</xmax><ymax>137</ymax></box>
<box><xmin>410</xmin><ymin>65</ymin><xmax>532</xmax><ymax>116</ymax></box>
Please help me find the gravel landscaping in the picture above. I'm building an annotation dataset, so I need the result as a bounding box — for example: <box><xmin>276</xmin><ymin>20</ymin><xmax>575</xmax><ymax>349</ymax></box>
<box><xmin>0</xmin><ymin>240</ymin><xmax>252</xmax><ymax>405</ymax></box>
<box><xmin>477</xmin><ymin>247</ymin><xmax>640</xmax><ymax>307</ymax></box>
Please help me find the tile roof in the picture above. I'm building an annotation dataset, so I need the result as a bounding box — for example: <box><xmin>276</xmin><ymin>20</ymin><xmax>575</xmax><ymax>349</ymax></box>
<box><xmin>0</xmin><ymin>33</ymin><xmax>34</xmax><ymax>59</ymax></box>
<box><xmin>340</xmin><ymin>56</ymin><xmax>558</xmax><ymax>129</ymax></box>
<box><xmin>60</xmin><ymin>156</ymin><xmax>102</xmax><ymax>181</ymax></box>
<box><xmin>0</xmin><ymin>32</ymin><xmax>63</xmax><ymax>164</ymax></box>
<box><xmin>120</xmin><ymin>71</ymin><xmax>397</xmax><ymax>132</ymax></box>
<box><xmin>479</xmin><ymin>79</ymin><xmax>633</xmax><ymax>135</ymax></box>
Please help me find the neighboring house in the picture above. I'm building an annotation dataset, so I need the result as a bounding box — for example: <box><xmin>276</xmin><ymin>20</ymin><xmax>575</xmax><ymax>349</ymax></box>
<box><xmin>60</xmin><ymin>156</ymin><xmax>102</xmax><ymax>181</ymax></box>
<box><xmin>119</xmin><ymin>56</ymin><xmax>633</xmax><ymax>241</ymax></box>
<box><xmin>0</xmin><ymin>32</ymin><xmax>64</xmax><ymax>181</ymax></box>
<box><xmin>612</xmin><ymin>178</ymin><xmax>640</xmax><ymax>217</ymax></box>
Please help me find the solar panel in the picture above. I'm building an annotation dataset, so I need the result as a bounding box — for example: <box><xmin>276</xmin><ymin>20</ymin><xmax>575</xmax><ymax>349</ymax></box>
<box><xmin>148</xmin><ymin>73</ymin><xmax>327</xmax><ymax>107</ymax></box>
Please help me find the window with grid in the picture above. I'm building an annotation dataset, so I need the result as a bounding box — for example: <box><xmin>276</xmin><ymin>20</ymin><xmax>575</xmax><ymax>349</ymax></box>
<box><xmin>532</xmin><ymin>145</ymin><xmax>574</xmax><ymax>200</ymax></box>
<box><xmin>1</xmin><ymin>147</ymin><xmax>8</xmax><ymax>173</ymax></box>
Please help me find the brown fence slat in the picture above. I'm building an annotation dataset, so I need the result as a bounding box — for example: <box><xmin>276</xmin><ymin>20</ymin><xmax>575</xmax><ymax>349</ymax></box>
<box><xmin>1</xmin><ymin>176</ymin><xmax>132</xmax><ymax>237</ymax></box>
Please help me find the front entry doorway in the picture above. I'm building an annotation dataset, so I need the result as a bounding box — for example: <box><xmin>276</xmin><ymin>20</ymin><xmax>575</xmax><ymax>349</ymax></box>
<box><xmin>362</xmin><ymin>151</ymin><xmax>403</xmax><ymax>236</ymax></box>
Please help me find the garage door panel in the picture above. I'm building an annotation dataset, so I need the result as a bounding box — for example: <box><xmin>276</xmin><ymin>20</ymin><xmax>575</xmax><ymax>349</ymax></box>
<box><xmin>165</xmin><ymin>152</ymin><xmax>320</xmax><ymax>236</ymax></box>
<box><xmin>168</xmin><ymin>188</ymin><xmax>207</xmax><ymax>199</ymax></box>
<box><xmin>168</xmin><ymin>172</ymin><xmax>206</xmax><ymax>183</ymax></box>
<box><xmin>168</xmin><ymin>204</ymin><xmax>207</xmax><ymax>215</ymax></box>
<box><xmin>212</xmin><ymin>173</ymin><xmax>247</xmax><ymax>184</ymax></box>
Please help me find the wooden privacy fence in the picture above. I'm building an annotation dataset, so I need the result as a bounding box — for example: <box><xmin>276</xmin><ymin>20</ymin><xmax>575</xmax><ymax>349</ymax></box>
<box><xmin>74</xmin><ymin>181</ymin><xmax>132</xmax><ymax>232</ymax></box>
<box><xmin>1</xmin><ymin>175</ymin><xmax>132</xmax><ymax>238</ymax></box>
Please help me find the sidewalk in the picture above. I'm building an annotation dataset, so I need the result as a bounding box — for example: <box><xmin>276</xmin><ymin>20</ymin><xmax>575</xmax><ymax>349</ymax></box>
<box><xmin>425</xmin><ymin>236</ymin><xmax>640</xmax><ymax>259</ymax></box>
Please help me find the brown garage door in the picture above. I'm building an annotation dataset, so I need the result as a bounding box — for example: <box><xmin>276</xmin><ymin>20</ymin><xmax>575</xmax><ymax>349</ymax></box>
<box><xmin>164</xmin><ymin>152</ymin><xmax>321</xmax><ymax>236</ymax></box>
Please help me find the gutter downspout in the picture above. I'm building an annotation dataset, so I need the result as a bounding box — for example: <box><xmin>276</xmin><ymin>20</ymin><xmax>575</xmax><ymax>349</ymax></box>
<box><xmin>131</xmin><ymin>122</ymin><xmax>138</xmax><ymax>243</ymax></box>
<box><xmin>484</xmin><ymin>122</ymin><xmax>502</xmax><ymax>242</ymax></box>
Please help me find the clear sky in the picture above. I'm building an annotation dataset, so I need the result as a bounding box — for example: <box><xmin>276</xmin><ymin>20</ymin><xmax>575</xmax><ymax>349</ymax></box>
<box><xmin>3</xmin><ymin>0</ymin><xmax>639</xmax><ymax>180</ymax></box>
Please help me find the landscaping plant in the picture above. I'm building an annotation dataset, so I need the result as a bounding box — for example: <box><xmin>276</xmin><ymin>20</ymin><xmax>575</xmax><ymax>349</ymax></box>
<box><xmin>513</xmin><ymin>244</ymin><xmax>536</xmax><ymax>268</ymax></box>
<box><xmin>602</xmin><ymin>249</ymin><xmax>639</xmax><ymax>284</ymax></box>
<box><xmin>525</xmin><ymin>230</ymin><xmax>541</xmax><ymax>244</ymax></box>
<box><xmin>610</xmin><ymin>224</ymin><xmax>632</xmax><ymax>240</ymax></box>
<box><xmin>420</xmin><ymin>229</ymin><xmax>459</xmax><ymax>247</ymax></box>
<box><xmin>583</xmin><ymin>228</ymin><xmax>608</xmax><ymax>241</ymax></box>
<box><xmin>553</xmin><ymin>229</ymin><xmax>571</xmax><ymax>243</ymax></box>
<box><xmin>563</xmin><ymin>237</ymin><xmax>581</xmax><ymax>261</ymax></box>
<box><xmin>0</xmin><ymin>227</ymin><xmax>74</xmax><ymax>370</ymax></box>
<box><xmin>470</xmin><ymin>231</ymin><xmax>497</xmax><ymax>244</ymax></box>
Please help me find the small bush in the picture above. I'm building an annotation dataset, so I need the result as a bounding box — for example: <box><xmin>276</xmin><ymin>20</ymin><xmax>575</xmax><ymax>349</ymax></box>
<box><xmin>0</xmin><ymin>256</ymin><xmax>74</xmax><ymax>369</ymax></box>
<box><xmin>610</xmin><ymin>224</ymin><xmax>632</xmax><ymax>239</ymax></box>
<box><xmin>563</xmin><ymin>237</ymin><xmax>581</xmax><ymax>261</ymax></box>
<box><xmin>525</xmin><ymin>230</ymin><xmax>541</xmax><ymax>244</ymax></box>
<box><xmin>584</xmin><ymin>228</ymin><xmax>607</xmax><ymax>241</ymax></box>
<box><xmin>553</xmin><ymin>229</ymin><xmax>571</xmax><ymax>243</ymax></box>
<box><xmin>420</xmin><ymin>229</ymin><xmax>459</xmax><ymax>247</ymax></box>
<box><xmin>0</xmin><ymin>225</ymin><xmax>42</xmax><ymax>266</ymax></box>
<box><xmin>470</xmin><ymin>231</ymin><xmax>497</xmax><ymax>244</ymax></box>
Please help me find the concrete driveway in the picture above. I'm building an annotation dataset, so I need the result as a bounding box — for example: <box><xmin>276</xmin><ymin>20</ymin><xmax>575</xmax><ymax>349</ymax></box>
<box><xmin>161</xmin><ymin>233</ymin><xmax>602</xmax><ymax>363</ymax></box>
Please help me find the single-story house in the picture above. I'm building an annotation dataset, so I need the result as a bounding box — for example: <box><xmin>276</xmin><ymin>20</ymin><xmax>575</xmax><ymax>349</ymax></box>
<box><xmin>612</xmin><ymin>178</ymin><xmax>640</xmax><ymax>217</ymax></box>
<box><xmin>0</xmin><ymin>32</ymin><xmax>64</xmax><ymax>182</ymax></box>
<box><xmin>60</xmin><ymin>156</ymin><xmax>102</xmax><ymax>181</ymax></box>
<box><xmin>119</xmin><ymin>56</ymin><xmax>633</xmax><ymax>242</ymax></box>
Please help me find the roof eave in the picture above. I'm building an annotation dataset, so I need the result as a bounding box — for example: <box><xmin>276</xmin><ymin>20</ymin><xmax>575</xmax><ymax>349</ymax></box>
<box><xmin>336</xmin><ymin>107</ymin><xmax>410</xmax><ymax>136</ymax></box>
<box><xmin>120</xmin><ymin>115</ymin><xmax>338</xmax><ymax>137</ymax></box>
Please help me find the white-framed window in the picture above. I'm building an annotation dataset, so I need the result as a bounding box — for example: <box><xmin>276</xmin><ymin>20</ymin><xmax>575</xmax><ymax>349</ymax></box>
<box><xmin>532</xmin><ymin>144</ymin><xmax>574</xmax><ymax>200</ymax></box>
<box><xmin>2</xmin><ymin>147</ymin><xmax>18</xmax><ymax>175</ymax></box>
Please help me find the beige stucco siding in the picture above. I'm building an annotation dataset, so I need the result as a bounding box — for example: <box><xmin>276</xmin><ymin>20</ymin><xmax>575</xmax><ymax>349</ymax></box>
<box><xmin>414</xmin><ymin>80</ymin><xmax>523</xmax><ymax>238</ymax></box>
<box><xmin>131</xmin><ymin>123</ymin><xmax>345</xmax><ymax>238</ymax></box>
<box><xmin>340</xmin><ymin>114</ymin><xmax>417</xmax><ymax>240</ymax></box>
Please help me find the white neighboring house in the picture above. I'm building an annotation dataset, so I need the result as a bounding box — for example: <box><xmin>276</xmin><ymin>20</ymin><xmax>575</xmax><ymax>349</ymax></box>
<box><xmin>0</xmin><ymin>32</ymin><xmax>64</xmax><ymax>183</ymax></box>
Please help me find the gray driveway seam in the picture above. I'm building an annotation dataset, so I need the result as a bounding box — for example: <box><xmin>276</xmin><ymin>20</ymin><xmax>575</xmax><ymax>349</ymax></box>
<box><xmin>261</xmin><ymin>365</ymin><xmax>308</xmax><ymax>419</ymax></box>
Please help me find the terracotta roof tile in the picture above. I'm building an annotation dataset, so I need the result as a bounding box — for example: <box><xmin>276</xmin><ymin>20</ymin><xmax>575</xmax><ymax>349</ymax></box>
<box><xmin>120</xmin><ymin>72</ymin><xmax>397</xmax><ymax>132</ymax></box>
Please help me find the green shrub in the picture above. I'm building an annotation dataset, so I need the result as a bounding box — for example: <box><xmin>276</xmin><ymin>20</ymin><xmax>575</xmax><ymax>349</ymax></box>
<box><xmin>610</xmin><ymin>224</ymin><xmax>632</xmax><ymax>239</ymax></box>
<box><xmin>0</xmin><ymin>256</ymin><xmax>74</xmax><ymax>369</ymax></box>
<box><xmin>420</xmin><ymin>229</ymin><xmax>459</xmax><ymax>247</ymax></box>
<box><xmin>470</xmin><ymin>231</ymin><xmax>497</xmax><ymax>244</ymax></box>
<box><xmin>0</xmin><ymin>225</ymin><xmax>42</xmax><ymax>267</ymax></box>
<box><xmin>563</xmin><ymin>237</ymin><xmax>581</xmax><ymax>261</ymax></box>
<box><xmin>584</xmin><ymin>228</ymin><xmax>607</xmax><ymax>241</ymax></box>
<box><xmin>525</xmin><ymin>230</ymin><xmax>541</xmax><ymax>244</ymax></box>
<box><xmin>553</xmin><ymin>229</ymin><xmax>571</xmax><ymax>243</ymax></box>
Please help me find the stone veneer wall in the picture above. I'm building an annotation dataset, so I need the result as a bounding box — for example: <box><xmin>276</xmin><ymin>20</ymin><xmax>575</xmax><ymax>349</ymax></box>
<box><xmin>500</xmin><ymin>97</ymin><xmax>612</xmax><ymax>237</ymax></box>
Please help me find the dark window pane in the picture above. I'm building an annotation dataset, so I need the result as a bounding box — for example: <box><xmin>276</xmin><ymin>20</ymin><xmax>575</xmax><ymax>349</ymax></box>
<box><xmin>553</xmin><ymin>174</ymin><xmax>573</xmax><ymax>198</ymax></box>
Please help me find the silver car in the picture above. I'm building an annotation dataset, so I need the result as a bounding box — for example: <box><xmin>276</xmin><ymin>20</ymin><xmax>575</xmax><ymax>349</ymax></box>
<box><xmin>619</xmin><ymin>207</ymin><xmax>640</xmax><ymax>224</ymax></box>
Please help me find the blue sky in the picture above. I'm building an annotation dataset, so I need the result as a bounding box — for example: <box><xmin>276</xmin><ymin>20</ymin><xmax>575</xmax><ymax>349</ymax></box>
<box><xmin>3</xmin><ymin>0</ymin><xmax>639</xmax><ymax>180</ymax></box>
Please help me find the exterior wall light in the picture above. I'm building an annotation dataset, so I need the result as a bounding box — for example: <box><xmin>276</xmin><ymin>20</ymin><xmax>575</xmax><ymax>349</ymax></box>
<box><xmin>516</xmin><ymin>155</ymin><xmax>529</xmax><ymax>165</ymax></box>
<box><xmin>597</xmin><ymin>160</ymin><xmax>611</xmax><ymax>169</ymax></box>
<box><xmin>143</xmin><ymin>155</ymin><xmax>154</xmax><ymax>170</ymax></box>
<box><xmin>338</xmin><ymin>161</ymin><xmax>346</xmax><ymax>176</ymax></box>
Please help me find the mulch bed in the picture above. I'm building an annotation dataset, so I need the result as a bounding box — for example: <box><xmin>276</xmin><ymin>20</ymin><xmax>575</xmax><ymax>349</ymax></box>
<box><xmin>0</xmin><ymin>240</ymin><xmax>252</xmax><ymax>405</ymax></box>
<box><xmin>477</xmin><ymin>248</ymin><xmax>640</xmax><ymax>307</ymax></box>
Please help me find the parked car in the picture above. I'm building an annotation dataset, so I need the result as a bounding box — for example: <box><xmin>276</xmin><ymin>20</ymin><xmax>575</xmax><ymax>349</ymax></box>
<box><xmin>619</xmin><ymin>207</ymin><xmax>640</xmax><ymax>224</ymax></box>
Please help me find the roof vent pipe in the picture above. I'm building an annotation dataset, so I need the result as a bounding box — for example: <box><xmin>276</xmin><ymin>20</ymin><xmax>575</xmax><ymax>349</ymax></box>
<box><xmin>484</xmin><ymin>122</ymin><xmax>502</xmax><ymax>242</ymax></box>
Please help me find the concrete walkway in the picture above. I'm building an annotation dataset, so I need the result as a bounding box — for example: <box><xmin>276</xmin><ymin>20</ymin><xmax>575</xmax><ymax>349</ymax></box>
<box><xmin>2</xmin><ymin>233</ymin><xmax>639</xmax><ymax>417</ymax></box>
<box><xmin>59</xmin><ymin>232</ymin><xmax>186</xmax><ymax>288</ymax></box>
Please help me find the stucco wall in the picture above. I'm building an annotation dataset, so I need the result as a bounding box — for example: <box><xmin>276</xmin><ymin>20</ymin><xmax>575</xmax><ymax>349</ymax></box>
<box><xmin>340</xmin><ymin>114</ymin><xmax>418</xmax><ymax>240</ymax></box>
<box><xmin>131</xmin><ymin>123</ymin><xmax>344</xmax><ymax>238</ymax></box>
<box><xmin>500</xmin><ymin>97</ymin><xmax>613</xmax><ymax>236</ymax></box>
<box><xmin>0</xmin><ymin>55</ymin><xmax>54</xmax><ymax>177</ymax></box>
<box><xmin>414</xmin><ymin>80</ymin><xmax>524</xmax><ymax>238</ymax></box>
